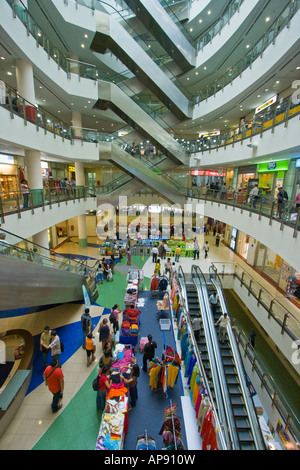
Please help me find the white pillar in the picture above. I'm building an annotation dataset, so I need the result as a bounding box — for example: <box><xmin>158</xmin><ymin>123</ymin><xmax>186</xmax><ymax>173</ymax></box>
<box><xmin>33</xmin><ymin>229</ymin><xmax>49</xmax><ymax>250</ymax></box>
<box><xmin>25</xmin><ymin>150</ymin><xmax>42</xmax><ymax>190</ymax></box>
<box><xmin>15</xmin><ymin>59</ymin><xmax>35</xmax><ymax>105</ymax></box>
<box><xmin>72</xmin><ymin>110</ymin><xmax>82</xmax><ymax>139</ymax></box>
<box><xmin>75</xmin><ymin>161</ymin><xmax>87</xmax><ymax>247</ymax></box>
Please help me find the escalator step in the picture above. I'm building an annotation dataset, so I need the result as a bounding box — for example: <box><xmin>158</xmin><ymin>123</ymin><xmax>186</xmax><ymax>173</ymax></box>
<box><xmin>223</xmin><ymin>358</ymin><xmax>235</xmax><ymax>366</ymax></box>
<box><xmin>235</xmin><ymin>418</ymin><xmax>251</xmax><ymax>430</ymax></box>
<box><xmin>226</xmin><ymin>376</ymin><xmax>240</xmax><ymax>385</ymax></box>
<box><xmin>240</xmin><ymin>442</ymin><xmax>256</xmax><ymax>451</ymax></box>
<box><xmin>231</xmin><ymin>396</ymin><xmax>245</xmax><ymax>406</ymax></box>
<box><xmin>233</xmin><ymin>406</ymin><xmax>247</xmax><ymax>417</ymax></box>
<box><xmin>237</xmin><ymin>430</ymin><xmax>254</xmax><ymax>442</ymax></box>
<box><xmin>224</xmin><ymin>366</ymin><xmax>236</xmax><ymax>375</ymax></box>
<box><xmin>228</xmin><ymin>385</ymin><xmax>242</xmax><ymax>395</ymax></box>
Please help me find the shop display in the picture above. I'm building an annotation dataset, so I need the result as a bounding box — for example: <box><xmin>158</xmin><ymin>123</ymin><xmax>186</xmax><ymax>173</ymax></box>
<box><xmin>85</xmin><ymin>274</ymin><xmax>99</xmax><ymax>304</ymax></box>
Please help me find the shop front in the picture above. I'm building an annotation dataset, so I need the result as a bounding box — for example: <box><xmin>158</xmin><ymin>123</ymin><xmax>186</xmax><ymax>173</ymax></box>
<box><xmin>257</xmin><ymin>159</ymin><xmax>290</xmax><ymax>200</ymax></box>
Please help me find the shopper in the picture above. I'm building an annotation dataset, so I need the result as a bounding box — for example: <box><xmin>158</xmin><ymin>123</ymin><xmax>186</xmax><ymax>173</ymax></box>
<box><xmin>40</xmin><ymin>326</ymin><xmax>52</xmax><ymax>369</ymax></box>
<box><xmin>277</xmin><ymin>187</ymin><xmax>288</xmax><ymax>218</ymax></box>
<box><xmin>98</xmin><ymin>318</ymin><xmax>111</xmax><ymax>349</ymax></box>
<box><xmin>99</xmin><ymin>350</ymin><xmax>113</xmax><ymax>371</ymax></box>
<box><xmin>126</xmin><ymin>245</ymin><xmax>132</xmax><ymax>265</ymax></box>
<box><xmin>43</xmin><ymin>359</ymin><xmax>64</xmax><ymax>413</ymax></box>
<box><xmin>81</xmin><ymin>308</ymin><xmax>92</xmax><ymax>349</ymax></box>
<box><xmin>20</xmin><ymin>179</ymin><xmax>29</xmax><ymax>209</ymax></box>
<box><xmin>192</xmin><ymin>314</ymin><xmax>201</xmax><ymax>341</ymax></box>
<box><xmin>215</xmin><ymin>233</ymin><xmax>220</xmax><ymax>247</ymax></box>
<box><xmin>175</xmin><ymin>245</ymin><xmax>181</xmax><ymax>262</ymax></box>
<box><xmin>164</xmin><ymin>258</ymin><xmax>171</xmax><ymax>278</ymax></box>
<box><xmin>85</xmin><ymin>333</ymin><xmax>96</xmax><ymax>367</ymax></box>
<box><xmin>248</xmin><ymin>329</ymin><xmax>257</xmax><ymax>349</ymax></box>
<box><xmin>193</xmin><ymin>238</ymin><xmax>200</xmax><ymax>260</ymax></box>
<box><xmin>120</xmin><ymin>363</ymin><xmax>140</xmax><ymax>410</ymax></box>
<box><xmin>142</xmin><ymin>334</ymin><xmax>157</xmax><ymax>372</ymax></box>
<box><xmin>109</xmin><ymin>304</ymin><xmax>121</xmax><ymax>334</ymax></box>
<box><xmin>209</xmin><ymin>293</ymin><xmax>219</xmax><ymax>315</ymax></box>
<box><xmin>154</xmin><ymin>259</ymin><xmax>161</xmax><ymax>276</ymax></box>
<box><xmin>203</xmin><ymin>241</ymin><xmax>209</xmax><ymax>259</ymax></box>
<box><xmin>41</xmin><ymin>330</ymin><xmax>61</xmax><ymax>364</ymax></box>
<box><xmin>214</xmin><ymin>312</ymin><xmax>231</xmax><ymax>344</ymax></box>
<box><xmin>151</xmin><ymin>245</ymin><xmax>158</xmax><ymax>263</ymax></box>
<box><xmin>97</xmin><ymin>367</ymin><xmax>112</xmax><ymax>412</ymax></box>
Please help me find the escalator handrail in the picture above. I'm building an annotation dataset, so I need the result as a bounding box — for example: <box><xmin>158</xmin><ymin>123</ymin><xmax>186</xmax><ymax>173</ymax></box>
<box><xmin>209</xmin><ymin>266</ymin><xmax>266</xmax><ymax>450</ymax></box>
<box><xmin>0</xmin><ymin>227</ymin><xmax>95</xmax><ymax>275</ymax></box>
<box><xmin>175</xmin><ymin>266</ymin><xmax>228</xmax><ymax>450</ymax></box>
<box><xmin>190</xmin><ymin>265</ymin><xmax>235</xmax><ymax>449</ymax></box>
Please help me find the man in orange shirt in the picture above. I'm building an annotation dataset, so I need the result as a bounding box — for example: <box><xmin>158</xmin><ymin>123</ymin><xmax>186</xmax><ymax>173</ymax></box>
<box><xmin>43</xmin><ymin>359</ymin><xmax>64</xmax><ymax>413</ymax></box>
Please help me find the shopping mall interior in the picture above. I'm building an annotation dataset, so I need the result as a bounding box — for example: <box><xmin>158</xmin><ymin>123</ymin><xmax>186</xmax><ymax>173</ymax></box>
<box><xmin>0</xmin><ymin>0</ymin><xmax>299</xmax><ymax>453</ymax></box>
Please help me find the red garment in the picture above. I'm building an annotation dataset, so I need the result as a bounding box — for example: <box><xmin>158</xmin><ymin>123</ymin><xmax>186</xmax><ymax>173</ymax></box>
<box><xmin>150</xmin><ymin>277</ymin><xmax>159</xmax><ymax>291</ymax></box>
<box><xmin>201</xmin><ymin>410</ymin><xmax>218</xmax><ymax>451</ymax></box>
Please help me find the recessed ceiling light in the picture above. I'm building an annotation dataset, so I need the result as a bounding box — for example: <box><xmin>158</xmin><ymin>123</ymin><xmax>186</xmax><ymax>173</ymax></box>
<box><xmin>199</xmin><ymin>18</ymin><xmax>202</xmax><ymax>23</ymax></box>
<box><xmin>195</xmin><ymin>72</ymin><xmax>198</xmax><ymax>75</ymax></box>
<box><xmin>189</xmin><ymin>28</ymin><xmax>193</xmax><ymax>32</ymax></box>
<box><xmin>43</xmin><ymin>99</ymin><xmax>46</xmax><ymax>102</ymax></box>
<box><xmin>84</xmin><ymin>34</ymin><xmax>88</xmax><ymax>38</ymax></box>
<box><xmin>7</xmin><ymin>71</ymin><xmax>12</xmax><ymax>75</ymax></box>
<box><xmin>266</xmin><ymin>17</ymin><xmax>270</xmax><ymax>22</ymax></box>
<box><xmin>257</xmin><ymin>94</ymin><xmax>261</xmax><ymax>97</ymax></box>
<box><xmin>207</xmin><ymin>10</ymin><xmax>211</xmax><ymax>15</ymax></box>
<box><xmin>81</xmin><ymin>44</ymin><xmax>85</xmax><ymax>48</ymax></box>
<box><xmin>246</xmin><ymin>44</ymin><xmax>250</xmax><ymax>48</ymax></box>
<box><xmin>204</xmin><ymin>66</ymin><xmax>207</xmax><ymax>70</ymax></box>
<box><xmin>265</xmin><ymin>88</ymin><xmax>269</xmax><ymax>91</ymax></box>
<box><xmin>297</xmin><ymin>66</ymin><xmax>300</xmax><ymax>70</ymax></box>
<box><xmin>276</xmin><ymin>80</ymin><xmax>280</xmax><ymax>84</ymax></box>
<box><xmin>0</xmin><ymin>57</ymin><xmax>5</xmax><ymax>60</ymax></box>
<box><xmin>187</xmin><ymin>77</ymin><xmax>190</xmax><ymax>80</ymax></box>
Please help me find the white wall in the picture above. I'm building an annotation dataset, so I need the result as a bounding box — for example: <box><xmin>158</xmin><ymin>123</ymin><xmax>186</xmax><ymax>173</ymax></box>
<box><xmin>2</xmin><ymin>197</ymin><xmax>97</xmax><ymax>241</ymax></box>
<box><xmin>188</xmin><ymin>198</ymin><xmax>300</xmax><ymax>272</ymax></box>
<box><xmin>190</xmin><ymin>115</ymin><xmax>300</xmax><ymax>168</ymax></box>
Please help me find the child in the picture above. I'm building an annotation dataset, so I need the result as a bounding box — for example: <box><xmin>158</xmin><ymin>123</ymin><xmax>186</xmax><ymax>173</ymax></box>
<box><xmin>107</xmin><ymin>267</ymin><xmax>113</xmax><ymax>281</ymax></box>
<box><xmin>97</xmin><ymin>264</ymin><xmax>104</xmax><ymax>284</ymax></box>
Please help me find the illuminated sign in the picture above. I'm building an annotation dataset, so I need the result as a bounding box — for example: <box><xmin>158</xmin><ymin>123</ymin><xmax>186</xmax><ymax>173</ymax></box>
<box><xmin>68</xmin><ymin>165</ymin><xmax>75</xmax><ymax>172</ymax></box>
<box><xmin>191</xmin><ymin>170</ymin><xmax>225</xmax><ymax>177</ymax></box>
<box><xmin>199</xmin><ymin>131</ymin><xmax>220</xmax><ymax>138</ymax></box>
<box><xmin>0</xmin><ymin>154</ymin><xmax>14</xmax><ymax>165</ymax></box>
<box><xmin>258</xmin><ymin>159</ymin><xmax>289</xmax><ymax>172</ymax></box>
<box><xmin>296</xmin><ymin>158</ymin><xmax>300</xmax><ymax>168</ymax></box>
<box><xmin>255</xmin><ymin>95</ymin><xmax>277</xmax><ymax>114</ymax></box>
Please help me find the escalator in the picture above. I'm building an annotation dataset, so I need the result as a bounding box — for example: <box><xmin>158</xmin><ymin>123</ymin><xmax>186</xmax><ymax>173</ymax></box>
<box><xmin>207</xmin><ymin>266</ymin><xmax>266</xmax><ymax>450</ymax></box>
<box><xmin>185</xmin><ymin>282</ymin><xmax>213</xmax><ymax>390</ymax></box>
<box><xmin>205</xmin><ymin>282</ymin><xmax>256</xmax><ymax>449</ymax></box>
<box><xmin>0</xmin><ymin>228</ymin><xmax>95</xmax><ymax>311</ymax></box>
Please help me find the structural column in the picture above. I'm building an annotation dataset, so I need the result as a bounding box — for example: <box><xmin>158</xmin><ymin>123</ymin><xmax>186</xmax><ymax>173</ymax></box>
<box><xmin>75</xmin><ymin>161</ymin><xmax>87</xmax><ymax>247</ymax></box>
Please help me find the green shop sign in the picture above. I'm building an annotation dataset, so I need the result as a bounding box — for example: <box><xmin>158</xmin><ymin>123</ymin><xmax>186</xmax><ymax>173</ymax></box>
<box><xmin>258</xmin><ymin>159</ymin><xmax>289</xmax><ymax>173</ymax></box>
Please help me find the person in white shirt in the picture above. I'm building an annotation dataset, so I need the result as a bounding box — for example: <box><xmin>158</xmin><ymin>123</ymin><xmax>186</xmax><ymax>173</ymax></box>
<box><xmin>209</xmin><ymin>293</ymin><xmax>219</xmax><ymax>315</ymax></box>
<box><xmin>192</xmin><ymin>314</ymin><xmax>201</xmax><ymax>341</ymax></box>
<box><xmin>214</xmin><ymin>313</ymin><xmax>231</xmax><ymax>344</ymax></box>
<box><xmin>151</xmin><ymin>246</ymin><xmax>158</xmax><ymax>263</ymax></box>
<box><xmin>203</xmin><ymin>241</ymin><xmax>209</xmax><ymax>259</ymax></box>
<box><xmin>250</xmin><ymin>184</ymin><xmax>259</xmax><ymax>208</ymax></box>
<box><xmin>41</xmin><ymin>330</ymin><xmax>61</xmax><ymax>363</ymax></box>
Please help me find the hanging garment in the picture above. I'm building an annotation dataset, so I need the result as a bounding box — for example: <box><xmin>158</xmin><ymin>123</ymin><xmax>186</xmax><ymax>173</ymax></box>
<box><xmin>167</xmin><ymin>363</ymin><xmax>179</xmax><ymax>388</ymax></box>
<box><xmin>150</xmin><ymin>276</ymin><xmax>159</xmax><ymax>291</ymax></box>
<box><xmin>201</xmin><ymin>410</ymin><xmax>218</xmax><ymax>451</ymax></box>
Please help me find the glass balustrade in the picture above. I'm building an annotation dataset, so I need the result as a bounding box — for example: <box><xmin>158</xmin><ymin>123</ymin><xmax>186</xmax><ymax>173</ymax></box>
<box><xmin>0</xmin><ymin>228</ymin><xmax>89</xmax><ymax>275</ymax></box>
<box><xmin>232</xmin><ymin>323</ymin><xmax>300</xmax><ymax>444</ymax></box>
<box><xmin>211</xmin><ymin>262</ymin><xmax>300</xmax><ymax>340</ymax></box>
<box><xmin>192</xmin><ymin>0</ymin><xmax>300</xmax><ymax>105</ymax></box>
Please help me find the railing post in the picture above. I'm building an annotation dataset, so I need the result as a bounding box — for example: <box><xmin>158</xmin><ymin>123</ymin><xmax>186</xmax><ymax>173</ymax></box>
<box><xmin>16</xmin><ymin>193</ymin><xmax>22</xmax><ymax>219</ymax></box>
<box><xmin>281</xmin><ymin>313</ymin><xmax>288</xmax><ymax>335</ymax></box>
<box><xmin>0</xmin><ymin>197</ymin><xmax>5</xmax><ymax>224</ymax></box>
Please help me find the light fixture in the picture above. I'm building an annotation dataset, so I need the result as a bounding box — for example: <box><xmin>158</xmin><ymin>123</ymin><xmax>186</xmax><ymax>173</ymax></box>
<box><xmin>246</xmin><ymin>44</ymin><xmax>250</xmax><ymax>48</ymax></box>
<box><xmin>199</xmin><ymin>19</ymin><xmax>202</xmax><ymax>23</ymax></box>
<box><xmin>266</xmin><ymin>17</ymin><xmax>270</xmax><ymax>22</ymax></box>
<box><xmin>81</xmin><ymin>44</ymin><xmax>85</xmax><ymax>48</ymax></box>
<box><xmin>207</xmin><ymin>10</ymin><xmax>211</xmax><ymax>15</ymax></box>
<box><xmin>84</xmin><ymin>34</ymin><xmax>88</xmax><ymax>38</ymax></box>
<box><xmin>7</xmin><ymin>71</ymin><xmax>12</xmax><ymax>76</ymax></box>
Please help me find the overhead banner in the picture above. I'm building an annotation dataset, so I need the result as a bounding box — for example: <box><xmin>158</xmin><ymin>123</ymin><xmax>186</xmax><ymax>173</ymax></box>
<box><xmin>255</xmin><ymin>95</ymin><xmax>277</xmax><ymax>114</ymax></box>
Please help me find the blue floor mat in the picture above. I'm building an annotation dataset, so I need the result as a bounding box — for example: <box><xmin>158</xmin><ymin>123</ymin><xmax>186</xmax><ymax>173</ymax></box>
<box><xmin>123</xmin><ymin>291</ymin><xmax>187</xmax><ymax>451</ymax></box>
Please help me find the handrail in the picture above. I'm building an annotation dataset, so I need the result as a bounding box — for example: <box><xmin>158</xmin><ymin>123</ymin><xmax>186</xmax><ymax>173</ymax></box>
<box><xmin>209</xmin><ymin>265</ymin><xmax>266</xmax><ymax>450</ymax></box>
<box><xmin>175</xmin><ymin>266</ymin><xmax>228</xmax><ymax>450</ymax></box>
<box><xmin>191</xmin><ymin>0</ymin><xmax>300</xmax><ymax>105</ymax></box>
<box><xmin>211</xmin><ymin>262</ymin><xmax>300</xmax><ymax>342</ymax></box>
<box><xmin>233</xmin><ymin>323</ymin><xmax>300</xmax><ymax>444</ymax></box>
<box><xmin>191</xmin><ymin>265</ymin><xmax>239</xmax><ymax>449</ymax></box>
<box><xmin>0</xmin><ymin>227</ymin><xmax>93</xmax><ymax>276</ymax></box>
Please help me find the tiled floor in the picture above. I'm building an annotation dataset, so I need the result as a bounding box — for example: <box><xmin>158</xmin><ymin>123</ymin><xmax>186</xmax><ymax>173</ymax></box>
<box><xmin>0</xmin><ymin>234</ymin><xmax>298</xmax><ymax>450</ymax></box>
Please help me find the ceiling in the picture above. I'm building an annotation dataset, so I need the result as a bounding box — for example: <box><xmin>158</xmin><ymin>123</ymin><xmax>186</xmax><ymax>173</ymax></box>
<box><xmin>0</xmin><ymin>0</ymin><xmax>299</xmax><ymax>168</ymax></box>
